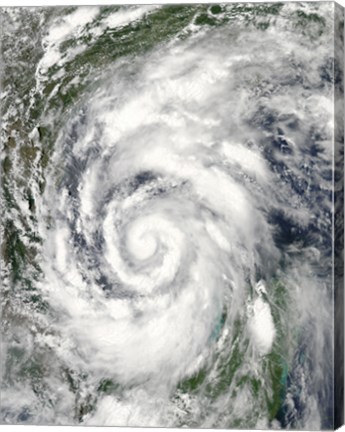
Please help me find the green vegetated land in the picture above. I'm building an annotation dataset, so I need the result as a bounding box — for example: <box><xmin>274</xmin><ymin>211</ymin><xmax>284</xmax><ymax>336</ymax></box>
<box><xmin>1</xmin><ymin>3</ymin><xmax>327</xmax><ymax>298</ymax></box>
<box><xmin>174</xmin><ymin>278</ymin><xmax>295</xmax><ymax>427</ymax></box>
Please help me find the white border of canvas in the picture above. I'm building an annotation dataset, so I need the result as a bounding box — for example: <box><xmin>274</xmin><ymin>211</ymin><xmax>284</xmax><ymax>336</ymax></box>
<box><xmin>0</xmin><ymin>1</ymin><xmax>343</xmax><ymax>432</ymax></box>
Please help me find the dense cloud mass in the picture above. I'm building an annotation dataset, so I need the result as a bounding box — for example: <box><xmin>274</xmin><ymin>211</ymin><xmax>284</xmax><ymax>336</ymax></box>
<box><xmin>1</xmin><ymin>3</ymin><xmax>343</xmax><ymax>429</ymax></box>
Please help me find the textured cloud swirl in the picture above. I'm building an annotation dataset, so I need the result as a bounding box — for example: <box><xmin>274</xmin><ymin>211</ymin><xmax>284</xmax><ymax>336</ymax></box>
<box><xmin>1</xmin><ymin>3</ymin><xmax>342</xmax><ymax>429</ymax></box>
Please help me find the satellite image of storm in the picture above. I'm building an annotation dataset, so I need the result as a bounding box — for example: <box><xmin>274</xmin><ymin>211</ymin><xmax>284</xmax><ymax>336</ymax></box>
<box><xmin>0</xmin><ymin>2</ymin><xmax>344</xmax><ymax>430</ymax></box>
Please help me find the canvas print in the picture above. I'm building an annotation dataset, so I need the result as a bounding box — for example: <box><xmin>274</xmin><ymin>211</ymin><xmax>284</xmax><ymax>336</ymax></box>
<box><xmin>0</xmin><ymin>2</ymin><xmax>344</xmax><ymax>429</ymax></box>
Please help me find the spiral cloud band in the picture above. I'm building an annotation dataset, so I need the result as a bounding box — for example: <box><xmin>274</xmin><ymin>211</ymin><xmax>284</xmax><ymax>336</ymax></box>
<box><xmin>1</xmin><ymin>3</ymin><xmax>342</xmax><ymax>429</ymax></box>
